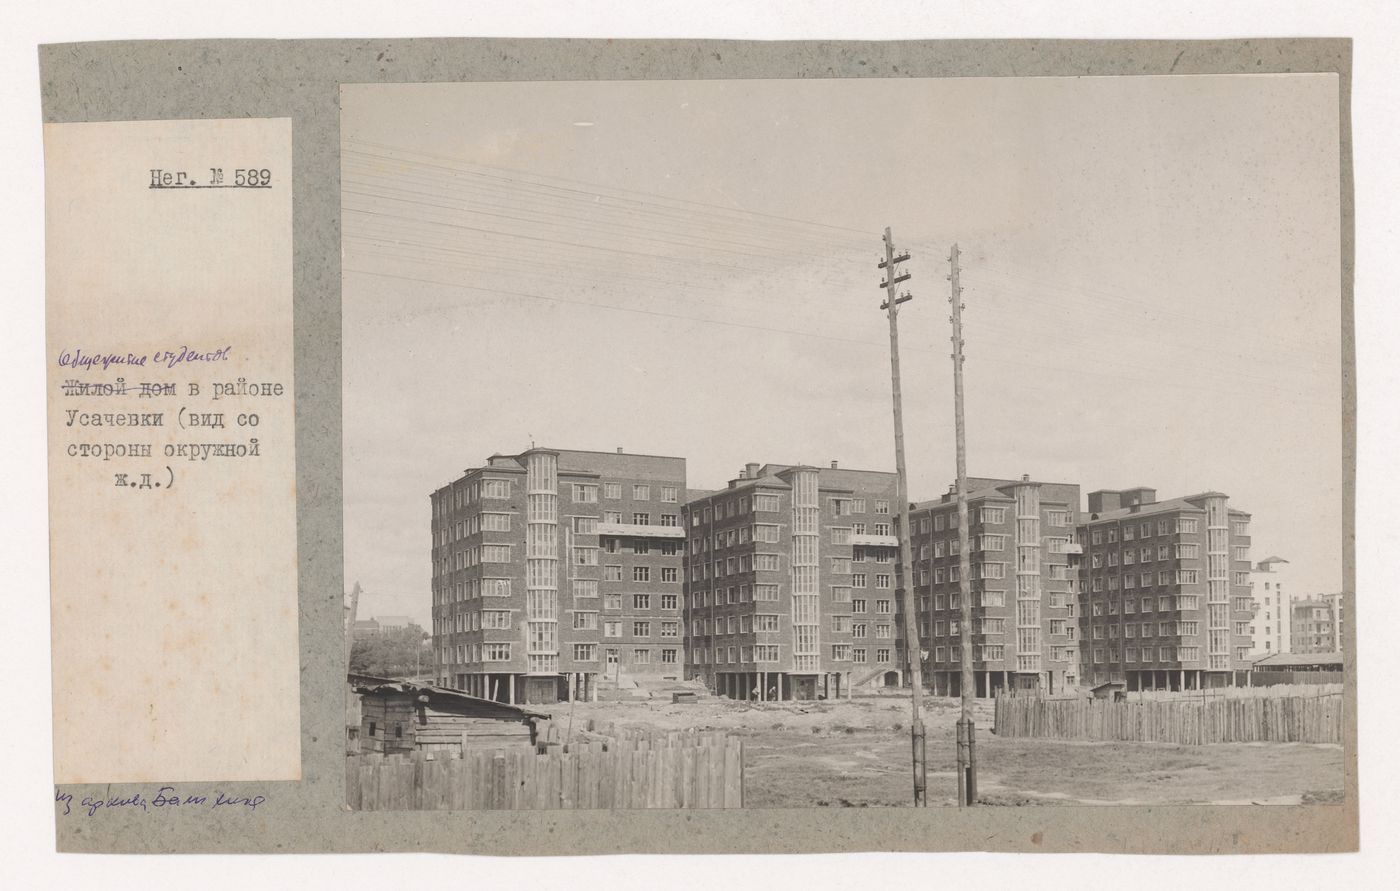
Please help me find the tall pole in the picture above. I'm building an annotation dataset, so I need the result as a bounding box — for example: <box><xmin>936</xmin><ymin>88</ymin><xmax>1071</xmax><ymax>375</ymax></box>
<box><xmin>878</xmin><ymin>227</ymin><xmax>927</xmax><ymax>806</ymax></box>
<box><xmin>949</xmin><ymin>243</ymin><xmax>978</xmax><ymax>806</ymax></box>
<box><xmin>346</xmin><ymin>580</ymin><xmax>362</xmax><ymax>677</ymax></box>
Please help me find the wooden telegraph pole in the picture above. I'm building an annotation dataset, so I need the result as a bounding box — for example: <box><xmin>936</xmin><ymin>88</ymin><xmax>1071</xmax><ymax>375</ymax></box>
<box><xmin>948</xmin><ymin>243</ymin><xmax>978</xmax><ymax>807</ymax></box>
<box><xmin>878</xmin><ymin>227</ymin><xmax>927</xmax><ymax>806</ymax></box>
<box><xmin>346</xmin><ymin>580</ymin><xmax>362</xmax><ymax>677</ymax></box>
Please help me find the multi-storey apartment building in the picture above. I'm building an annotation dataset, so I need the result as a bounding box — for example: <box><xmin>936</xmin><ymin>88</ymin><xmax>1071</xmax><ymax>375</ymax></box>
<box><xmin>1291</xmin><ymin>594</ymin><xmax>1343</xmax><ymax>654</ymax></box>
<box><xmin>1075</xmin><ymin>488</ymin><xmax>1255</xmax><ymax>690</ymax></box>
<box><xmin>682</xmin><ymin>462</ymin><xmax>900</xmax><ymax>701</ymax></box>
<box><xmin>430</xmin><ymin>447</ymin><xmax>686</xmax><ymax>704</ymax></box>
<box><xmin>915</xmin><ymin>476</ymin><xmax>1082</xmax><ymax>697</ymax></box>
<box><xmin>1249</xmin><ymin>555</ymin><xmax>1292</xmax><ymax>656</ymax></box>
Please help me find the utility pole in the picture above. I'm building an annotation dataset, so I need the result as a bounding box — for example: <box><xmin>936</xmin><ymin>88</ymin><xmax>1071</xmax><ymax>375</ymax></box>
<box><xmin>878</xmin><ymin>227</ymin><xmax>927</xmax><ymax>807</ymax></box>
<box><xmin>346</xmin><ymin>580</ymin><xmax>362</xmax><ymax>678</ymax></box>
<box><xmin>948</xmin><ymin>243</ymin><xmax>978</xmax><ymax>807</ymax></box>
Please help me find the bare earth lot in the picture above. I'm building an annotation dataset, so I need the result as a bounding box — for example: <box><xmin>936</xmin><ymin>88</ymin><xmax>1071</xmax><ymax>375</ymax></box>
<box><xmin>559</xmin><ymin>695</ymin><xmax>1343</xmax><ymax>807</ymax></box>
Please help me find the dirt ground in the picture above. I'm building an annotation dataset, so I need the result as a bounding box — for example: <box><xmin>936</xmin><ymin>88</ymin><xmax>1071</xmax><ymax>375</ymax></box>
<box><xmin>554</xmin><ymin>695</ymin><xmax>1344</xmax><ymax>807</ymax></box>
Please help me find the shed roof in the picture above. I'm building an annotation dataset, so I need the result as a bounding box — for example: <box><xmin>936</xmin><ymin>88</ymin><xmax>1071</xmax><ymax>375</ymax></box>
<box><xmin>1251</xmin><ymin>652</ymin><xmax>1343</xmax><ymax>669</ymax></box>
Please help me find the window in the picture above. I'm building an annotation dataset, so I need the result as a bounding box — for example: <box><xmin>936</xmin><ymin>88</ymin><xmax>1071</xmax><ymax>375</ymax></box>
<box><xmin>572</xmin><ymin>484</ymin><xmax>598</xmax><ymax>503</ymax></box>
<box><xmin>603</xmin><ymin>620</ymin><xmax>622</xmax><ymax>638</ymax></box>
<box><xmin>603</xmin><ymin>482</ymin><xmax>622</xmax><ymax>500</ymax></box>
<box><xmin>632</xmin><ymin>485</ymin><xmax>651</xmax><ymax>501</ymax></box>
<box><xmin>754</xmin><ymin>645</ymin><xmax>779</xmax><ymax>662</ymax></box>
<box><xmin>631</xmin><ymin>593</ymin><xmax>651</xmax><ymax>610</ymax></box>
<box><xmin>480</xmin><ymin>512</ymin><xmax>512</xmax><ymax>532</ymax></box>
<box><xmin>1175</xmin><ymin>543</ymin><xmax>1200</xmax><ymax>559</ymax></box>
<box><xmin>755</xmin><ymin>584</ymin><xmax>779</xmax><ymax>601</ymax></box>
<box><xmin>484</xmin><ymin>644</ymin><xmax>511</xmax><ymax>661</ymax></box>
<box><xmin>659</xmin><ymin>486</ymin><xmax>677</xmax><ymax>503</ymax></box>
<box><xmin>574</xmin><ymin>643</ymin><xmax>597</xmax><ymax>662</ymax></box>
<box><xmin>481</xmin><ymin>545</ymin><xmax>512</xmax><ymax>563</ymax></box>
<box><xmin>877</xmin><ymin>648</ymin><xmax>892</xmax><ymax>663</ymax></box>
<box><xmin>660</xmin><ymin>621</ymin><xmax>679</xmax><ymax>638</ymax></box>
<box><xmin>633</xmin><ymin>566</ymin><xmax>650</xmax><ymax>582</ymax></box>
<box><xmin>981</xmin><ymin>507</ymin><xmax>1006</xmax><ymax>524</ymax></box>
<box><xmin>632</xmin><ymin>621</ymin><xmax>651</xmax><ymax>637</ymax></box>
<box><xmin>482</xmin><ymin>479</ymin><xmax>512</xmax><ymax>499</ymax></box>
<box><xmin>482</xmin><ymin>610</ymin><xmax>512</xmax><ymax>629</ymax></box>
<box><xmin>755</xmin><ymin>554</ymin><xmax>782</xmax><ymax>571</ymax></box>
<box><xmin>754</xmin><ymin>524</ymin><xmax>780</xmax><ymax>543</ymax></box>
<box><xmin>875</xmin><ymin>574</ymin><xmax>891</xmax><ymax>589</ymax></box>
<box><xmin>632</xmin><ymin>512</ymin><xmax>650</xmax><ymax>525</ymax></box>
<box><xmin>602</xmin><ymin>510</ymin><xmax>623</xmax><ymax>524</ymax></box>
<box><xmin>483</xmin><ymin>578</ymin><xmax>512</xmax><ymax>597</ymax></box>
<box><xmin>753</xmin><ymin>494</ymin><xmax>780</xmax><ymax>512</ymax></box>
<box><xmin>633</xmin><ymin>648</ymin><xmax>651</xmax><ymax>664</ymax></box>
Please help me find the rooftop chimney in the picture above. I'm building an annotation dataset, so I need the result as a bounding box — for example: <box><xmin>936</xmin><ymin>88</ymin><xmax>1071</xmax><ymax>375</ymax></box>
<box><xmin>830</xmin><ymin>460</ymin><xmax>839</xmax><ymax>469</ymax></box>
<box><xmin>616</xmin><ymin>446</ymin><xmax>623</xmax><ymax>453</ymax></box>
<box><xmin>745</xmin><ymin>462</ymin><xmax>760</xmax><ymax>479</ymax></box>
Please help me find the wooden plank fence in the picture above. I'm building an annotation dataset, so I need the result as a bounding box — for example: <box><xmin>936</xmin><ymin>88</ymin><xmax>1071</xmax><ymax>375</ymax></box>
<box><xmin>347</xmin><ymin>729</ymin><xmax>744</xmax><ymax>810</ymax></box>
<box><xmin>1123</xmin><ymin>683</ymin><xmax>1341</xmax><ymax>702</ymax></box>
<box><xmin>994</xmin><ymin>692</ymin><xmax>1342</xmax><ymax>745</ymax></box>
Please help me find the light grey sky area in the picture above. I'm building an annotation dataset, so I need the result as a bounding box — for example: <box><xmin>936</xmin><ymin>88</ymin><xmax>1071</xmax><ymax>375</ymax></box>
<box><xmin>341</xmin><ymin>76</ymin><xmax>1343</xmax><ymax>627</ymax></box>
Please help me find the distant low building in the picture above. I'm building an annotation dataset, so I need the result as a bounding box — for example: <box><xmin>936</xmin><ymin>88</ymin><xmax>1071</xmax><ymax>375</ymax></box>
<box><xmin>375</xmin><ymin>615</ymin><xmax>413</xmax><ymax>633</ymax></box>
<box><xmin>352</xmin><ymin>618</ymin><xmax>381</xmax><ymax>639</ymax></box>
<box><xmin>1291</xmin><ymin>595</ymin><xmax>1343</xmax><ymax>655</ymax></box>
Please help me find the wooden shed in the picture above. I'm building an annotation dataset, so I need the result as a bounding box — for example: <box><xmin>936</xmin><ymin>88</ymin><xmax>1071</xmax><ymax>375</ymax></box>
<box><xmin>350</xmin><ymin>674</ymin><xmax>549</xmax><ymax>756</ymax></box>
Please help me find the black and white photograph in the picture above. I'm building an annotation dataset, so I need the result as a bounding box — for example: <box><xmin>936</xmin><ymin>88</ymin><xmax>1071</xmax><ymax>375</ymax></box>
<box><xmin>340</xmin><ymin>75</ymin><xmax>1346</xmax><ymax>810</ymax></box>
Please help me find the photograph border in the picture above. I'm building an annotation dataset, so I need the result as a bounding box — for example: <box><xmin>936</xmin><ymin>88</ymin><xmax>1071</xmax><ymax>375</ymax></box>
<box><xmin>39</xmin><ymin>36</ymin><xmax>1356</xmax><ymax>855</ymax></box>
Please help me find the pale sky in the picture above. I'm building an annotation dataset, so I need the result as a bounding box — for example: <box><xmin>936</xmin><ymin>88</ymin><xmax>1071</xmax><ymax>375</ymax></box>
<box><xmin>341</xmin><ymin>75</ymin><xmax>1342</xmax><ymax>627</ymax></box>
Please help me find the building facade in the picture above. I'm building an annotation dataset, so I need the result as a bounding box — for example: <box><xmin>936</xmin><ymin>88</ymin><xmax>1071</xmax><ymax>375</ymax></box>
<box><xmin>1248</xmin><ymin>555</ymin><xmax>1292</xmax><ymax>657</ymax></box>
<box><xmin>1291</xmin><ymin>594</ymin><xmax>1342</xmax><ymax>654</ymax></box>
<box><xmin>915</xmin><ymin>477</ymin><xmax>1082</xmax><ymax>697</ymax></box>
<box><xmin>682</xmin><ymin>462</ymin><xmax>900</xmax><ymax>700</ymax></box>
<box><xmin>1075</xmin><ymin>488</ymin><xmax>1255</xmax><ymax>690</ymax></box>
<box><xmin>430</xmin><ymin>447</ymin><xmax>686</xmax><ymax>704</ymax></box>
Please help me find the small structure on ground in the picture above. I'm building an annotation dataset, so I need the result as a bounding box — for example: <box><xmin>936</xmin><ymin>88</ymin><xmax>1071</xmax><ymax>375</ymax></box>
<box><xmin>350</xmin><ymin>673</ymin><xmax>548</xmax><ymax>756</ymax></box>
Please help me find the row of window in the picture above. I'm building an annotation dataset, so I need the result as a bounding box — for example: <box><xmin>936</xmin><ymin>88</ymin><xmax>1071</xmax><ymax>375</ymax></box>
<box><xmin>1089</xmin><ymin>645</ymin><xmax>1252</xmax><ymax>664</ymax></box>
<box><xmin>691</xmin><ymin>645</ymin><xmax>894</xmax><ymax>664</ymax></box>
<box><xmin>690</xmin><ymin>615</ymin><xmax>895</xmax><ymax>638</ymax></box>
<box><xmin>1088</xmin><ymin>545</ymin><xmax>1250</xmax><ymax>567</ymax></box>
<box><xmin>1088</xmin><ymin>518</ymin><xmax>1250</xmax><ymax>544</ymax></box>
<box><xmin>572</xmin><ymin>483</ymin><xmax>680</xmax><ymax>503</ymax></box>
<box><xmin>439</xmin><ymin>643</ymin><xmax>684</xmax><ymax>664</ymax></box>
<box><xmin>434</xmin><ymin>478</ymin><xmax>514</xmax><ymax>516</ymax></box>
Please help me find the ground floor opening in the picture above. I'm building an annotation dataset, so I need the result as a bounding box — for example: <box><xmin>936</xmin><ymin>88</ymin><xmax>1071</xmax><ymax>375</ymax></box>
<box><xmin>451</xmin><ymin>671</ymin><xmax>601</xmax><ymax>705</ymax></box>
